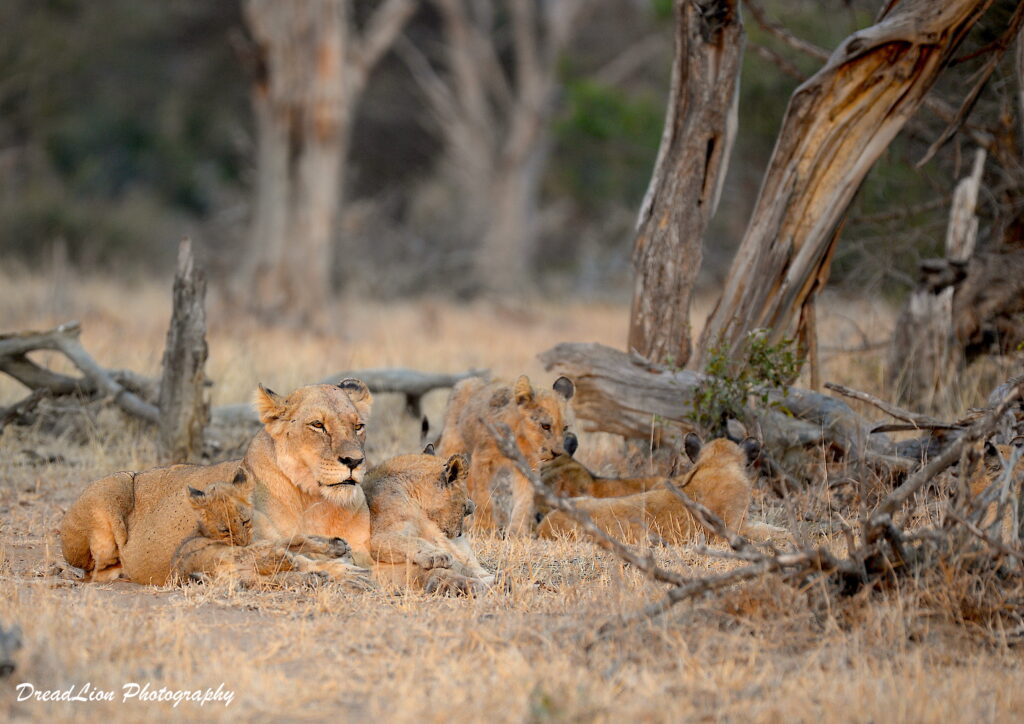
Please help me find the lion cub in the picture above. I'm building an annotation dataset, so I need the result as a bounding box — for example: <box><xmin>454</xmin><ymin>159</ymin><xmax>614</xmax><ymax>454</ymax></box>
<box><xmin>436</xmin><ymin>374</ymin><xmax>575</xmax><ymax>535</ymax></box>
<box><xmin>538</xmin><ymin>434</ymin><xmax>782</xmax><ymax>545</ymax></box>
<box><xmin>171</xmin><ymin>468</ymin><xmax>351</xmax><ymax>587</ymax></box>
<box><xmin>364</xmin><ymin>449</ymin><xmax>494</xmax><ymax>594</ymax></box>
<box><xmin>538</xmin><ymin>454</ymin><xmax>665</xmax><ymax>516</ymax></box>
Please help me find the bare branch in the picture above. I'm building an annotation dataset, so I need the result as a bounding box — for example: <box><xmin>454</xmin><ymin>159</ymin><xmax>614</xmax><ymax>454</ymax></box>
<box><xmin>825</xmin><ymin>382</ymin><xmax>948</xmax><ymax>428</ymax></box>
<box><xmin>349</xmin><ymin>0</ymin><xmax>417</xmax><ymax>93</ymax></box>
<box><xmin>0</xmin><ymin>322</ymin><xmax>159</xmax><ymax>424</ymax></box>
<box><xmin>482</xmin><ymin>418</ymin><xmax>688</xmax><ymax>588</ymax></box>
<box><xmin>874</xmin><ymin>379</ymin><xmax>1024</xmax><ymax>519</ymax></box>
<box><xmin>917</xmin><ymin>1</ymin><xmax>1024</xmax><ymax>167</ymax></box>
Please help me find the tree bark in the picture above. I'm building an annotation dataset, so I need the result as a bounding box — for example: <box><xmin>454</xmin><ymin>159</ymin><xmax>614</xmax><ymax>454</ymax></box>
<box><xmin>158</xmin><ymin>239</ymin><xmax>210</xmax><ymax>464</ymax></box>
<box><xmin>696</xmin><ymin>0</ymin><xmax>994</xmax><ymax>366</ymax></box>
<box><xmin>241</xmin><ymin>0</ymin><xmax>414</xmax><ymax>321</ymax></box>
<box><xmin>627</xmin><ymin>0</ymin><xmax>743</xmax><ymax>367</ymax></box>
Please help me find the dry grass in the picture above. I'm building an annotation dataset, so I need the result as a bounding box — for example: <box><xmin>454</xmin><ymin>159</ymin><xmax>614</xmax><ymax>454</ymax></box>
<box><xmin>1</xmin><ymin>268</ymin><xmax>1022</xmax><ymax>722</ymax></box>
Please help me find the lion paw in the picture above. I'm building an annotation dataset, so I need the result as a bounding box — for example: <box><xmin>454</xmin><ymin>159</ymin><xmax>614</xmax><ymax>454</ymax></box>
<box><xmin>413</xmin><ymin>548</ymin><xmax>453</xmax><ymax>570</ymax></box>
<box><xmin>304</xmin><ymin>535</ymin><xmax>351</xmax><ymax>558</ymax></box>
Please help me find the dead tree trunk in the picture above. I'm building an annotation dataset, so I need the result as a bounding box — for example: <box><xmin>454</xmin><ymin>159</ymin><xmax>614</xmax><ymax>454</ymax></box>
<box><xmin>627</xmin><ymin>0</ymin><xmax>743</xmax><ymax>367</ymax></box>
<box><xmin>888</xmin><ymin>149</ymin><xmax>985</xmax><ymax>413</ymax></box>
<box><xmin>158</xmin><ymin>239</ymin><xmax>209</xmax><ymax>464</ymax></box>
<box><xmin>241</xmin><ymin>0</ymin><xmax>415</xmax><ymax>321</ymax></box>
<box><xmin>696</xmin><ymin>0</ymin><xmax>994</xmax><ymax>366</ymax></box>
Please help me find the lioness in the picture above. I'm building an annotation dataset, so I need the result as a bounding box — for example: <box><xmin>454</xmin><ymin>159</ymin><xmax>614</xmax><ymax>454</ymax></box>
<box><xmin>436</xmin><ymin>374</ymin><xmax>575</xmax><ymax>535</ymax></box>
<box><xmin>538</xmin><ymin>434</ymin><xmax>783</xmax><ymax>544</ymax></box>
<box><xmin>364</xmin><ymin>449</ymin><xmax>494</xmax><ymax>594</ymax></box>
<box><xmin>169</xmin><ymin>468</ymin><xmax>350</xmax><ymax>587</ymax></box>
<box><xmin>60</xmin><ymin>379</ymin><xmax>374</xmax><ymax>585</ymax></box>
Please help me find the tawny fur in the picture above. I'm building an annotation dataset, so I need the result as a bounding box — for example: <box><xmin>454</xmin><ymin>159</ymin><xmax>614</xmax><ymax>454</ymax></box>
<box><xmin>538</xmin><ymin>437</ymin><xmax>784</xmax><ymax>545</ymax></box>
<box><xmin>363</xmin><ymin>452</ymin><xmax>494</xmax><ymax>594</ymax></box>
<box><xmin>169</xmin><ymin>470</ymin><xmax>351</xmax><ymax>587</ymax></box>
<box><xmin>436</xmin><ymin>374</ymin><xmax>574</xmax><ymax>535</ymax></box>
<box><xmin>538</xmin><ymin>454</ymin><xmax>666</xmax><ymax>515</ymax></box>
<box><xmin>966</xmin><ymin>442</ymin><xmax>1024</xmax><ymax>540</ymax></box>
<box><xmin>60</xmin><ymin>380</ymin><xmax>374</xmax><ymax>585</ymax></box>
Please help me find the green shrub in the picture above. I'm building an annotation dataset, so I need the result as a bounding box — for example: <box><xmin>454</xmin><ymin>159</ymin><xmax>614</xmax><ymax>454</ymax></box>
<box><xmin>691</xmin><ymin>329</ymin><xmax>799</xmax><ymax>435</ymax></box>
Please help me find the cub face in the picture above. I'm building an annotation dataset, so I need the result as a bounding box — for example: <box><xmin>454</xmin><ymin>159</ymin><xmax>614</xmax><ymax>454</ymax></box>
<box><xmin>498</xmin><ymin>375</ymin><xmax>575</xmax><ymax>468</ymax></box>
<box><xmin>370</xmin><ymin>452</ymin><xmax>475</xmax><ymax>538</ymax></box>
<box><xmin>254</xmin><ymin>378</ymin><xmax>373</xmax><ymax>506</ymax></box>
<box><xmin>188</xmin><ymin>469</ymin><xmax>255</xmax><ymax>546</ymax></box>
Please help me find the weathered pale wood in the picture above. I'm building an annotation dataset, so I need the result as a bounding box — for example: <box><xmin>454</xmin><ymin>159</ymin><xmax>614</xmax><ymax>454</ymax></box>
<box><xmin>697</xmin><ymin>0</ymin><xmax>994</xmax><ymax>366</ymax></box>
<box><xmin>241</xmin><ymin>0</ymin><xmax>415</xmax><ymax>319</ymax></box>
<box><xmin>539</xmin><ymin>342</ymin><xmax>912</xmax><ymax>472</ymax></box>
<box><xmin>888</xmin><ymin>149</ymin><xmax>986</xmax><ymax>411</ymax></box>
<box><xmin>158</xmin><ymin>239</ymin><xmax>210</xmax><ymax>463</ymax></box>
<box><xmin>212</xmin><ymin>367</ymin><xmax>487</xmax><ymax>426</ymax></box>
<box><xmin>0</xmin><ymin>322</ymin><xmax>159</xmax><ymax>424</ymax></box>
<box><xmin>627</xmin><ymin>0</ymin><xmax>743</xmax><ymax>366</ymax></box>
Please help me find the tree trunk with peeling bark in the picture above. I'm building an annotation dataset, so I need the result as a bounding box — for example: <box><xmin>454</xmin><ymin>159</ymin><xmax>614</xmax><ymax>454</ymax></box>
<box><xmin>241</xmin><ymin>0</ymin><xmax>414</xmax><ymax>322</ymax></box>
<box><xmin>628</xmin><ymin>0</ymin><xmax>743</xmax><ymax>367</ymax></box>
<box><xmin>695</xmin><ymin>0</ymin><xmax>994</xmax><ymax>367</ymax></box>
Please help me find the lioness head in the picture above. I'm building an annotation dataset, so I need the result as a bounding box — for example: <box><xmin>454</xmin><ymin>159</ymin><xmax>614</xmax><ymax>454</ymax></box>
<box><xmin>188</xmin><ymin>468</ymin><xmax>255</xmax><ymax>546</ymax></box>
<box><xmin>366</xmin><ymin>452</ymin><xmax>474</xmax><ymax>538</ymax></box>
<box><xmin>254</xmin><ymin>378</ymin><xmax>373</xmax><ymax>506</ymax></box>
<box><xmin>495</xmin><ymin>375</ymin><xmax>575</xmax><ymax>468</ymax></box>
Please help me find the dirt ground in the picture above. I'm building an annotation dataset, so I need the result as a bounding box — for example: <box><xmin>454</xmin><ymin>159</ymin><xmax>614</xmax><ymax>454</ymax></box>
<box><xmin>2</xmin><ymin>270</ymin><xmax>1022</xmax><ymax>722</ymax></box>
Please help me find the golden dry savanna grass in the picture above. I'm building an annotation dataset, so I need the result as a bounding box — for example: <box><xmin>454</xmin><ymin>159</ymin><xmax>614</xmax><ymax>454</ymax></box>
<box><xmin>1</xmin><ymin>266</ymin><xmax>1022</xmax><ymax>722</ymax></box>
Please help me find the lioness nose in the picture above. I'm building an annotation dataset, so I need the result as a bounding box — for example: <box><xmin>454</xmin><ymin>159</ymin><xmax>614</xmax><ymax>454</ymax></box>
<box><xmin>339</xmin><ymin>456</ymin><xmax>364</xmax><ymax>469</ymax></box>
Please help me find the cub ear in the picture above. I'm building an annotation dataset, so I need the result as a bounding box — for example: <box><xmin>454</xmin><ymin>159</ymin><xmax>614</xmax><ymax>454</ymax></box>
<box><xmin>552</xmin><ymin>376</ymin><xmax>575</xmax><ymax>400</ymax></box>
<box><xmin>440</xmin><ymin>454</ymin><xmax>468</xmax><ymax>487</ymax></box>
<box><xmin>187</xmin><ymin>486</ymin><xmax>206</xmax><ymax>506</ymax></box>
<box><xmin>740</xmin><ymin>437</ymin><xmax>762</xmax><ymax>465</ymax></box>
<box><xmin>231</xmin><ymin>468</ymin><xmax>251</xmax><ymax>487</ymax></box>
<box><xmin>684</xmin><ymin>432</ymin><xmax>703</xmax><ymax>463</ymax></box>
<box><xmin>423</xmin><ymin>443</ymin><xmax>436</xmax><ymax>456</ymax></box>
<box><xmin>725</xmin><ymin>419</ymin><xmax>748</xmax><ymax>442</ymax></box>
<box><xmin>513</xmin><ymin>375</ymin><xmax>534</xmax><ymax>406</ymax></box>
<box><xmin>254</xmin><ymin>384</ymin><xmax>288</xmax><ymax>424</ymax></box>
<box><xmin>338</xmin><ymin>377</ymin><xmax>373</xmax><ymax>417</ymax></box>
<box><xmin>563</xmin><ymin>431</ymin><xmax>579</xmax><ymax>457</ymax></box>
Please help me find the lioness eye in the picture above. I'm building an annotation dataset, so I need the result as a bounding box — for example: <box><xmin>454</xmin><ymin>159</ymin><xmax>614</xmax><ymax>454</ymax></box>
<box><xmin>354</xmin><ymin>423</ymin><xmax>365</xmax><ymax>432</ymax></box>
<box><xmin>310</xmin><ymin>421</ymin><xmax>325</xmax><ymax>430</ymax></box>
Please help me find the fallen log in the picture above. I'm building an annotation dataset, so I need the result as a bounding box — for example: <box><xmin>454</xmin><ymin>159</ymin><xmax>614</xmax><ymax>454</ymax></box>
<box><xmin>0</xmin><ymin>321</ymin><xmax>160</xmax><ymax>424</ymax></box>
<box><xmin>539</xmin><ymin>342</ymin><xmax>915</xmax><ymax>473</ymax></box>
<box><xmin>1</xmin><ymin>320</ymin><xmax>485</xmax><ymax>430</ymax></box>
<box><xmin>212</xmin><ymin>367</ymin><xmax>487</xmax><ymax>426</ymax></box>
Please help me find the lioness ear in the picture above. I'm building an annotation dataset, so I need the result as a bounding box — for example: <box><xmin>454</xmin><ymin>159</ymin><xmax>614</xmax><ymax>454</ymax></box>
<box><xmin>440</xmin><ymin>454</ymin><xmax>468</xmax><ymax>487</ymax></box>
<box><xmin>254</xmin><ymin>384</ymin><xmax>288</xmax><ymax>424</ymax></box>
<box><xmin>552</xmin><ymin>376</ymin><xmax>575</xmax><ymax>400</ymax></box>
<box><xmin>423</xmin><ymin>443</ymin><xmax>436</xmax><ymax>456</ymax></box>
<box><xmin>513</xmin><ymin>375</ymin><xmax>534</xmax><ymax>406</ymax></box>
<box><xmin>684</xmin><ymin>432</ymin><xmax>703</xmax><ymax>463</ymax></box>
<box><xmin>740</xmin><ymin>437</ymin><xmax>761</xmax><ymax>465</ymax></box>
<box><xmin>338</xmin><ymin>377</ymin><xmax>373</xmax><ymax>418</ymax></box>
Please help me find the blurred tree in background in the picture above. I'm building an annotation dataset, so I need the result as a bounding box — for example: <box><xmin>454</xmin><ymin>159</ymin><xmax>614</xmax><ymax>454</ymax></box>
<box><xmin>0</xmin><ymin>0</ymin><xmax>1020</xmax><ymax>310</ymax></box>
